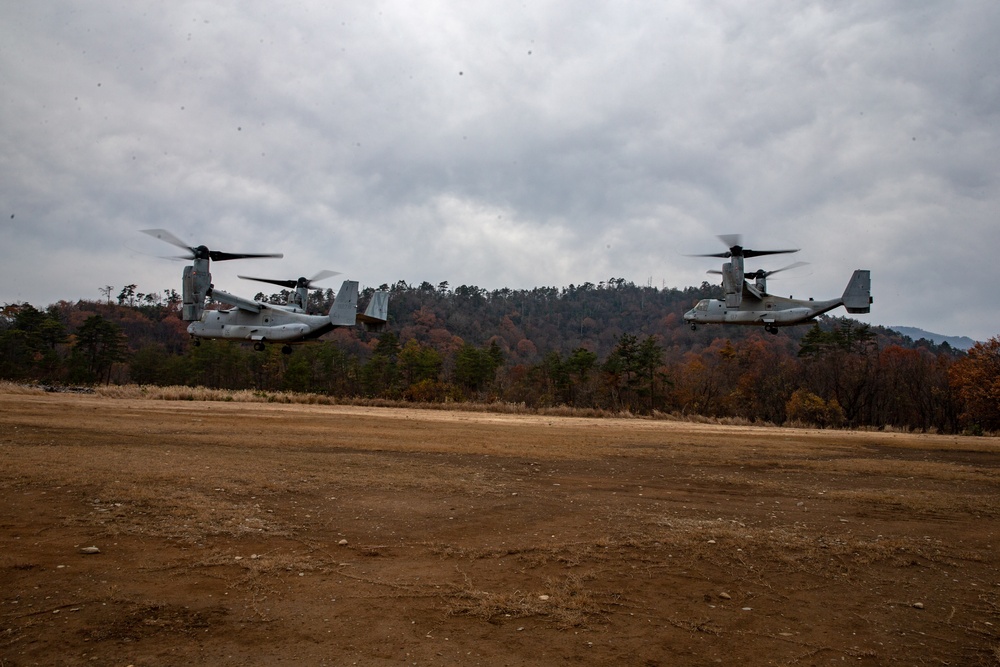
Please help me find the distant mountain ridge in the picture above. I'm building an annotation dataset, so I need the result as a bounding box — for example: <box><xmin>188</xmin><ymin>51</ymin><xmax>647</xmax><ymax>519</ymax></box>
<box><xmin>890</xmin><ymin>326</ymin><xmax>977</xmax><ymax>351</ymax></box>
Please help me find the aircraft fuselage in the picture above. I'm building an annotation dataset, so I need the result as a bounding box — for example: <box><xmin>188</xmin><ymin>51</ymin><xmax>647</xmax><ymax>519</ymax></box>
<box><xmin>684</xmin><ymin>294</ymin><xmax>843</xmax><ymax>329</ymax></box>
<box><xmin>187</xmin><ymin>303</ymin><xmax>332</xmax><ymax>342</ymax></box>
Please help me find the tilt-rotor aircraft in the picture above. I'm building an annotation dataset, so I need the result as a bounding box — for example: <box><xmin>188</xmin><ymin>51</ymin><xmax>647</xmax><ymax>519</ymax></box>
<box><xmin>142</xmin><ymin>229</ymin><xmax>388</xmax><ymax>353</ymax></box>
<box><xmin>683</xmin><ymin>235</ymin><xmax>872</xmax><ymax>334</ymax></box>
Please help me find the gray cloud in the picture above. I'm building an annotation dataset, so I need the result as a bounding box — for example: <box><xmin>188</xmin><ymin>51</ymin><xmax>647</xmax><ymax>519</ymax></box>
<box><xmin>2</xmin><ymin>1</ymin><xmax>998</xmax><ymax>339</ymax></box>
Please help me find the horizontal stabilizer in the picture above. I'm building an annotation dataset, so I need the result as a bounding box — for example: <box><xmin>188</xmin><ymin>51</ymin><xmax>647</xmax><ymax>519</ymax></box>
<box><xmin>329</xmin><ymin>280</ymin><xmax>359</xmax><ymax>326</ymax></box>
<box><xmin>842</xmin><ymin>270</ymin><xmax>872</xmax><ymax>314</ymax></box>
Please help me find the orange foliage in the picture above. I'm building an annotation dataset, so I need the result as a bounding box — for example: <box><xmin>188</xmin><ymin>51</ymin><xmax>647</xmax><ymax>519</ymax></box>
<box><xmin>949</xmin><ymin>337</ymin><xmax>1000</xmax><ymax>431</ymax></box>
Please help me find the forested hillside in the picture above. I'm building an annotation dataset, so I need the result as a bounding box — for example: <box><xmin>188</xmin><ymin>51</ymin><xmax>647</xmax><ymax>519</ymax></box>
<box><xmin>3</xmin><ymin>278</ymin><xmax>997</xmax><ymax>434</ymax></box>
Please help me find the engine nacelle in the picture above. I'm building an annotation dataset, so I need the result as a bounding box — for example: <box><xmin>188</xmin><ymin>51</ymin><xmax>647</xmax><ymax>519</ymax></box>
<box><xmin>181</xmin><ymin>259</ymin><xmax>212</xmax><ymax>321</ymax></box>
<box><xmin>721</xmin><ymin>261</ymin><xmax>743</xmax><ymax>307</ymax></box>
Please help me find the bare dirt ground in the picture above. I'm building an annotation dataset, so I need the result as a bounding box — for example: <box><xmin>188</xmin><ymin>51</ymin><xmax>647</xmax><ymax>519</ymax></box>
<box><xmin>2</xmin><ymin>390</ymin><xmax>999</xmax><ymax>666</ymax></box>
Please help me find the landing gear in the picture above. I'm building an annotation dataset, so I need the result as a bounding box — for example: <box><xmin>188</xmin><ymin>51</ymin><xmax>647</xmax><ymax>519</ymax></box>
<box><xmin>253</xmin><ymin>341</ymin><xmax>266</xmax><ymax>352</ymax></box>
<box><xmin>281</xmin><ymin>345</ymin><xmax>293</xmax><ymax>355</ymax></box>
<box><xmin>690</xmin><ymin>323</ymin><xmax>697</xmax><ymax>331</ymax></box>
<box><xmin>765</xmin><ymin>325</ymin><xmax>779</xmax><ymax>335</ymax></box>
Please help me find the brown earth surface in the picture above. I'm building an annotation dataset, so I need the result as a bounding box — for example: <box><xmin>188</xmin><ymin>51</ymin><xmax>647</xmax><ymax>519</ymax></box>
<box><xmin>1</xmin><ymin>389</ymin><xmax>999</xmax><ymax>666</ymax></box>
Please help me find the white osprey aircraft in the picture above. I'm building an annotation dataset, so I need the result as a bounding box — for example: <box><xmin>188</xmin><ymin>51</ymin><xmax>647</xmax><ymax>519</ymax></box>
<box><xmin>142</xmin><ymin>229</ymin><xmax>388</xmax><ymax>353</ymax></box>
<box><xmin>684</xmin><ymin>235</ymin><xmax>872</xmax><ymax>334</ymax></box>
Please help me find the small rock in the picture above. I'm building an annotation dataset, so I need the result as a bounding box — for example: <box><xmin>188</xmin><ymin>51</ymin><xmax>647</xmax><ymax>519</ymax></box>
<box><xmin>538</xmin><ymin>595</ymin><xmax>550</xmax><ymax>601</ymax></box>
<box><xmin>338</xmin><ymin>539</ymin><xmax>349</xmax><ymax>546</ymax></box>
<box><xmin>719</xmin><ymin>592</ymin><xmax>731</xmax><ymax>600</ymax></box>
<box><xmin>707</xmin><ymin>539</ymin><xmax>716</xmax><ymax>544</ymax></box>
<box><xmin>80</xmin><ymin>547</ymin><xmax>100</xmax><ymax>554</ymax></box>
<box><xmin>912</xmin><ymin>602</ymin><xmax>925</xmax><ymax>609</ymax></box>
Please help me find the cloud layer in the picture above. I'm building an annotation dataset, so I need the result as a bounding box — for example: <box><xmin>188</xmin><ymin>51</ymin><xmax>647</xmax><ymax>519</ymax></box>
<box><xmin>2</xmin><ymin>1</ymin><xmax>998</xmax><ymax>339</ymax></box>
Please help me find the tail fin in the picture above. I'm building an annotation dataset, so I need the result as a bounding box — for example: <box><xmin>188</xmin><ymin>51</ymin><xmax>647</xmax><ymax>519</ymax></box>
<box><xmin>329</xmin><ymin>280</ymin><xmax>359</xmax><ymax>326</ymax></box>
<box><xmin>842</xmin><ymin>270</ymin><xmax>872</xmax><ymax>314</ymax></box>
<box><xmin>357</xmin><ymin>290</ymin><xmax>389</xmax><ymax>332</ymax></box>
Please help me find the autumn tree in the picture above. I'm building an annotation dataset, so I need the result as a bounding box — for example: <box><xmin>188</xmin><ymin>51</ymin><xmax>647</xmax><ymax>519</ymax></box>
<box><xmin>185</xmin><ymin>339</ymin><xmax>251</xmax><ymax>389</ymax></box>
<box><xmin>874</xmin><ymin>345</ymin><xmax>955</xmax><ymax>432</ymax></box>
<box><xmin>68</xmin><ymin>314</ymin><xmax>128</xmax><ymax>384</ymax></box>
<box><xmin>398</xmin><ymin>339</ymin><xmax>450</xmax><ymax>402</ymax></box>
<box><xmin>129</xmin><ymin>343</ymin><xmax>182</xmax><ymax>386</ymax></box>
<box><xmin>0</xmin><ymin>304</ymin><xmax>67</xmax><ymax>381</ymax></box>
<box><xmin>603</xmin><ymin>334</ymin><xmax>665</xmax><ymax>413</ymax></box>
<box><xmin>785</xmin><ymin>388</ymin><xmax>845</xmax><ymax>427</ymax></box>
<box><xmin>398</xmin><ymin>339</ymin><xmax>443</xmax><ymax>387</ymax></box>
<box><xmin>362</xmin><ymin>332</ymin><xmax>402</xmax><ymax>397</ymax></box>
<box><xmin>949</xmin><ymin>337</ymin><xmax>1000</xmax><ymax>433</ymax></box>
<box><xmin>453</xmin><ymin>340</ymin><xmax>504</xmax><ymax>397</ymax></box>
<box><xmin>672</xmin><ymin>339</ymin><xmax>739</xmax><ymax>417</ymax></box>
<box><xmin>726</xmin><ymin>335</ymin><xmax>800</xmax><ymax>424</ymax></box>
<box><xmin>117</xmin><ymin>284</ymin><xmax>138</xmax><ymax>307</ymax></box>
<box><xmin>565</xmin><ymin>347</ymin><xmax>599</xmax><ymax>407</ymax></box>
<box><xmin>797</xmin><ymin>321</ymin><xmax>877</xmax><ymax>426</ymax></box>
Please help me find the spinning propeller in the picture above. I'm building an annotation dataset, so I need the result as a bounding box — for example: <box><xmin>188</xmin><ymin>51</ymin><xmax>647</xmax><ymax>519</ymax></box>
<box><xmin>689</xmin><ymin>234</ymin><xmax>799</xmax><ymax>260</ymax></box>
<box><xmin>709</xmin><ymin>261</ymin><xmax>809</xmax><ymax>279</ymax></box>
<box><xmin>141</xmin><ymin>228</ymin><xmax>283</xmax><ymax>262</ymax></box>
<box><xmin>238</xmin><ymin>270</ymin><xmax>341</xmax><ymax>290</ymax></box>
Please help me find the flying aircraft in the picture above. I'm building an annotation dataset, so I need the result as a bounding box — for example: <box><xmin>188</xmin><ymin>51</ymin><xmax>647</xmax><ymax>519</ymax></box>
<box><xmin>683</xmin><ymin>235</ymin><xmax>872</xmax><ymax>334</ymax></box>
<box><xmin>141</xmin><ymin>229</ymin><xmax>389</xmax><ymax>353</ymax></box>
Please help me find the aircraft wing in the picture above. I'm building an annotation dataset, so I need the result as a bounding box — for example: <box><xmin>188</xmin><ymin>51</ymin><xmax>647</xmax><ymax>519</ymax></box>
<box><xmin>743</xmin><ymin>281</ymin><xmax>765</xmax><ymax>301</ymax></box>
<box><xmin>210</xmin><ymin>289</ymin><xmax>262</xmax><ymax>313</ymax></box>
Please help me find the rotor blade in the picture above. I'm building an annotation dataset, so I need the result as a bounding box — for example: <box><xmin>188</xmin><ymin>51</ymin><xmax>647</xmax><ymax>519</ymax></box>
<box><xmin>687</xmin><ymin>251</ymin><xmax>732</xmax><ymax>258</ymax></box>
<box><xmin>141</xmin><ymin>228</ymin><xmax>194</xmax><ymax>256</ymax></box>
<box><xmin>238</xmin><ymin>269</ymin><xmax>338</xmax><ymax>290</ymax></box>
<box><xmin>210</xmin><ymin>250</ymin><xmax>284</xmax><ymax>262</ymax></box>
<box><xmin>742</xmin><ymin>248</ymin><xmax>799</xmax><ymax>259</ymax></box>
<box><xmin>239</xmin><ymin>275</ymin><xmax>298</xmax><ymax>289</ymax></box>
<box><xmin>307</xmin><ymin>269</ymin><xmax>341</xmax><ymax>284</ymax></box>
<box><xmin>141</xmin><ymin>229</ymin><xmax>282</xmax><ymax>261</ymax></box>
<box><xmin>764</xmin><ymin>261</ymin><xmax>809</xmax><ymax>276</ymax></box>
<box><xmin>688</xmin><ymin>235</ymin><xmax>798</xmax><ymax>259</ymax></box>
<box><xmin>746</xmin><ymin>262</ymin><xmax>809</xmax><ymax>279</ymax></box>
<box><xmin>717</xmin><ymin>233</ymin><xmax>742</xmax><ymax>249</ymax></box>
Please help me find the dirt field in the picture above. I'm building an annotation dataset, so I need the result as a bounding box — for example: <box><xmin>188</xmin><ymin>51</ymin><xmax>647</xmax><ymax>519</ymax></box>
<box><xmin>1</xmin><ymin>389</ymin><xmax>999</xmax><ymax>666</ymax></box>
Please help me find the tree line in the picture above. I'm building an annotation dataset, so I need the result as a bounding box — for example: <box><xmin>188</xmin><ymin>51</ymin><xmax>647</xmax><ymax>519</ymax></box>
<box><xmin>1</xmin><ymin>277</ymin><xmax>997</xmax><ymax>434</ymax></box>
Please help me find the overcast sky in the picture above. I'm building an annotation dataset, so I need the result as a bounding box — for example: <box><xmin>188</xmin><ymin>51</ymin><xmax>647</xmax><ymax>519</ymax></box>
<box><xmin>2</xmin><ymin>1</ymin><xmax>998</xmax><ymax>340</ymax></box>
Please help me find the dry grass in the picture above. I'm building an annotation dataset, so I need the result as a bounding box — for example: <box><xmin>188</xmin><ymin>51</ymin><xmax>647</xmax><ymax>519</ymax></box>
<box><xmin>446</xmin><ymin>571</ymin><xmax>607</xmax><ymax>628</ymax></box>
<box><xmin>84</xmin><ymin>601</ymin><xmax>225</xmax><ymax>642</ymax></box>
<box><xmin>8</xmin><ymin>380</ymin><xmax>1000</xmax><ymax>438</ymax></box>
<box><xmin>0</xmin><ymin>381</ymin><xmax>836</xmax><ymax>428</ymax></box>
<box><xmin>0</xmin><ymin>381</ymin><xmax>47</xmax><ymax>395</ymax></box>
<box><xmin>78</xmin><ymin>486</ymin><xmax>294</xmax><ymax>542</ymax></box>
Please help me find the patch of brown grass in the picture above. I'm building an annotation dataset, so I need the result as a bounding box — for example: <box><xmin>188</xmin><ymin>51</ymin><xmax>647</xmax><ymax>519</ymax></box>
<box><xmin>79</xmin><ymin>485</ymin><xmax>293</xmax><ymax>542</ymax></box>
<box><xmin>446</xmin><ymin>572</ymin><xmax>605</xmax><ymax>628</ymax></box>
<box><xmin>86</xmin><ymin>601</ymin><xmax>226</xmax><ymax>642</ymax></box>
<box><xmin>0</xmin><ymin>381</ymin><xmax>46</xmax><ymax>395</ymax></box>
